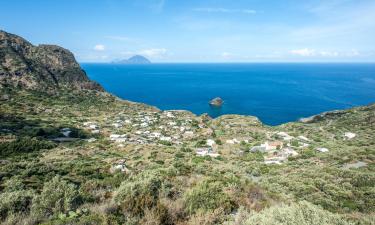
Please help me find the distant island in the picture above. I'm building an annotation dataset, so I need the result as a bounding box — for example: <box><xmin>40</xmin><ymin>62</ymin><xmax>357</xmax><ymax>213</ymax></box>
<box><xmin>113</xmin><ymin>55</ymin><xmax>151</xmax><ymax>64</ymax></box>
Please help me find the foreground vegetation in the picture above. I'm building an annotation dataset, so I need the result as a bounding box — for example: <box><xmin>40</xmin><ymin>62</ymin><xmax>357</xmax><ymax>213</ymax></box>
<box><xmin>0</xmin><ymin>87</ymin><xmax>374</xmax><ymax>225</ymax></box>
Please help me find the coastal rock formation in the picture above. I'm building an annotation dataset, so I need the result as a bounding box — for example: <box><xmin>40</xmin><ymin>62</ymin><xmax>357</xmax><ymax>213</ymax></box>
<box><xmin>209</xmin><ymin>97</ymin><xmax>223</xmax><ymax>107</ymax></box>
<box><xmin>114</xmin><ymin>55</ymin><xmax>151</xmax><ymax>64</ymax></box>
<box><xmin>0</xmin><ymin>30</ymin><xmax>103</xmax><ymax>91</ymax></box>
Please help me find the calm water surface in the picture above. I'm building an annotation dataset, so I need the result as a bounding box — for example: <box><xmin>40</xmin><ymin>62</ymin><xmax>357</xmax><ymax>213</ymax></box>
<box><xmin>82</xmin><ymin>63</ymin><xmax>375</xmax><ymax>125</ymax></box>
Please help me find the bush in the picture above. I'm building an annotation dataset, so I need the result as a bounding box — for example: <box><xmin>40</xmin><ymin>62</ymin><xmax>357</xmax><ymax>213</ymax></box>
<box><xmin>0</xmin><ymin>137</ymin><xmax>56</xmax><ymax>157</ymax></box>
<box><xmin>3</xmin><ymin>176</ymin><xmax>25</xmax><ymax>192</ymax></box>
<box><xmin>183</xmin><ymin>180</ymin><xmax>233</xmax><ymax>215</ymax></box>
<box><xmin>242</xmin><ymin>201</ymin><xmax>353</xmax><ymax>225</ymax></box>
<box><xmin>114</xmin><ymin>171</ymin><xmax>163</xmax><ymax>217</ymax></box>
<box><xmin>0</xmin><ymin>190</ymin><xmax>34</xmax><ymax>221</ymax></box>
<box><xmin>31</xmin><ymin>176</ymin><xmax>80</xmax><ymax>218</ymax></box>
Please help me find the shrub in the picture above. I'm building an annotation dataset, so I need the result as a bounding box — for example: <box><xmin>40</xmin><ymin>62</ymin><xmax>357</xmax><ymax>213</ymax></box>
<box><xmin>183</xmin><ymin>180</ymin><xmax>233</xmax><ymax>215</ymax></box>
<box><xmin>114</xmin><ymin>171</ymin><xmax>163</xmax><ymax>217</ymax></box>
<box><xmin>0</xmin><ymin>190</ymin><xmax>34</xmax><ymax>221</ymax></box>
<box><xmin>31</xmin><ymin>176</ymin><xmax>80</xmax><ymax>218</ymax></box>
<box><xmin>186</xmin><ymin>208</ymin><xmax>224</xmax><ymax>225</ymax></box>
<box><xmin>0</xmin><ymin>137</ymin><xmax>56</xmax><ymax>157</ymax></box>
<box><xmin>3</xmin><ymin>176</ymin><xmax>25</xmax><ymax>192</ymax></box>
<box><xmin>242</xmin><ymin>201</ymin><xmax>353</xmax><ymax>225</ymax></box>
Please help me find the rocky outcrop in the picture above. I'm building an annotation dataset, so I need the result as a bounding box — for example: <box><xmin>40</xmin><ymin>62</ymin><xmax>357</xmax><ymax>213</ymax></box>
<box><xmin>0</xmin><ymin>30</ymin><xmax>103</xmax><ymax>91</ymax></box>
<box><xmin>209</xmin><ymin>97</ymin><xmax>223</xmax><ymax>107</ymax></box>
<box><xmin>299</xmin><ymin>110</ymin><xmax>347</xmax><ymax>123</ymax></box>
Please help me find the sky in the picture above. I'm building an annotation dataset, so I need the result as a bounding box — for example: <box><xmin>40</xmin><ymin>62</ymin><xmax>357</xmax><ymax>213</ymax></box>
<box><xmin>1</xmin><ymin>0</ymin><xmax>375</xmax><ymax>62</ymax></box>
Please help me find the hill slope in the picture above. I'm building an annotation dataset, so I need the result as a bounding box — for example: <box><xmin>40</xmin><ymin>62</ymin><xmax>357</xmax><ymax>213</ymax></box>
<box><xmin>0</xmin><ymin>30</ymin><xmax>102</xmax><ymax>91</ymax></box>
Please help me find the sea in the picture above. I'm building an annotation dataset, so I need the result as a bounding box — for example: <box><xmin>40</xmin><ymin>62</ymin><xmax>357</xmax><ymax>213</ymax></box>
<box><xmin>81</xmin><ymin>63</ymin><xmax>375</xmax><ymax>125</ymax></box>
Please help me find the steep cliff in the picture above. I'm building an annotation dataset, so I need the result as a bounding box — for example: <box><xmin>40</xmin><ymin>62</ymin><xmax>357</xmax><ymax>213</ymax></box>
<box><xmin>0</xmin><ymin>30</ymin><xmax>102</xmax><ymax>91</ymax></box>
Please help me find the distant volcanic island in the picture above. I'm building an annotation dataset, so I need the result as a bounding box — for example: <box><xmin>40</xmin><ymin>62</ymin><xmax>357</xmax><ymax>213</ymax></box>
<box><xmin>113</xmin><ymin>55</ymin><xmax>151</xmax><ymax>64</ymax></box>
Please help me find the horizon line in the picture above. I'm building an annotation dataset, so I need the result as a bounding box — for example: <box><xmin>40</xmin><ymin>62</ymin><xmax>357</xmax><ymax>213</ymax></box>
<box><xmin>79</xmin><ymin>61</ymin><xmax>375</xmax><ymax>64</ymax></box>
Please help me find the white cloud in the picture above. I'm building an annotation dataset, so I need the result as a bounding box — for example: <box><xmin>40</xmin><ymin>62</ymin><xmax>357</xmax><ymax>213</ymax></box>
<box><xmin>320</xmin><ymin>51</ymin><xmax>339</xmax><ymax>57</ymax></box>
<box><xmin>93</xmin><ymin>44</ymin><xmax>105</xmax><ymax>51</ymax></box>
<box><xmin>193</xmin><ymin>8</ymin><xmax>257</xmax><ymax>14</ymax></box>
<box><xmin>139</xmin><ymin>48</ymin><xmax>167</xmax><ymax>58</ymax></box>
<box><xmin>290</xmin><ymin>49</ymin><xmax>362</xmax><ymax>58</ymax></box>
<box><xmin>290</xmin><ymin>48</ymin><xmax>316</xmax><ymax>57</ymax></box>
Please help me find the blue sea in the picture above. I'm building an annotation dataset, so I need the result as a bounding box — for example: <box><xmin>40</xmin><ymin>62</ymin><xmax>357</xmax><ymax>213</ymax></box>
<box><xmin>81</xmin><ymin>63</ymin><xmax>375</xmax><ymax>125</ymax></box>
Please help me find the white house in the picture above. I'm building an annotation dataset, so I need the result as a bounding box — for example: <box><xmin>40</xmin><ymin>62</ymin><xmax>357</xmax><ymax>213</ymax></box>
<box><xmin>277</xmin><ymin>132</ymin><xmax>294</xmax><ymax>141</ymax></box>
<box><xmin>206</xmin><ymin>139</ymin><xmax>216</xmax><ymax>147</ymax></box>
<box><xmin>344</xmin><ymin>132</ymin><xmax>356</xmax><ymax>140</ymax></box>
<box><xmin>112</xmin><ymin>123</ymin><xmax>122</xmax><ymax>128</ymax></box>
<box><xmin>261</xmin><ymin>141</ymin><xmax>283</xmax><ymax>151</ymax></box>
<box><xmin>316</xmin><ymin>147</ymin><xmax>329</xmax><ymax>153</ymax></box>
<box><xmin>196</xmin><ymin>147</ymin><xmax>220</xmax><ymax>158</ymax></box>
<box><xmin>89</xmin><ymin>124</ymin><xmax>98</xmax><ymax>130</ymax></box>
<box><xmin>281</xmin><ymin>147</ymin><xmax>299</xmax><ymax>157</ymax></box>
<box><xmin>160</xmin><ymin>136</ymin><xmax>172</xmax><ymax>141</ymax></box>
<box><xmin>298</xmin><ymin>136</ymin><xmax>310</xmax><ymax>142</ymax></box>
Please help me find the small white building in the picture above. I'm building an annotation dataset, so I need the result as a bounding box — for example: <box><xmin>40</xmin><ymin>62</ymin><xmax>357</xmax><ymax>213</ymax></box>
<box><xmin>110</xmin><ymin>134</ymin><xmax>127</xmax><ymax>142</ymax></box>
<box><xmin>89</xmin><ymin>124</ymin><xmax>98</xmax><ymax>130</ymax></box>
<box><xmin>183</xmin><ymin>131</ymin><xmax>194</xmax><ymax>138</ymax></box>
<box><xmin>150</xmin><ymin>132</ymin><xmax>161</xmax><ymax>138</ymax></box>
<box><xmin>298</xmin><ymin>136</ymin><xmax>310</xmax><ymax>142</ymax></box>
<box><xmin>160</xmin><ymin>136</ymin><xmax>172</xmax><ymax>141</ymax></box>
<box><xmin>281</xmin><ymin>147</ymin><xmax>299</xmax><ymax>157</ymax></box>
<box><xmin>196</xmin><ymin>147</ymin><xmax>220</xmax><ymax>158</ymax></box>
<box><xmin>140</xmin><ymin>122</ymin><xmax>148</xmax><ymax>128</ymax></box>
<box><xmin>165</xmin><ymin>112</ymin><xmax>175</xmax><ymax>118</ymax></box>
<box><xmin>109</xmin><ymin>160</ymin><xmax>129</xmax><ymax>173</ymax></box>
<box><xmin>277</xmin><ymin>132</ymin><xmax>294</xmax><ymax>141</ymax></box>
<box><xmin>206</xmin><ymin>139</ymin><xmax>216</xmax><ymax>147</ymax></box>
<box><xmin>316</xmin><ymin>147</ymin><xmax>329</xmax><ymax>153</ymax></box>
<box><xmin>261</xmin><ymin>141</ymin><xmax>283</xmax><ymax>151</ymax></box>
<box><xmin>112</xmin><ymin>123</ymin><xmax>122</xmax><ymax>128</ymax></box>
<box><xmin>264</xmin><ymin>159</ymin><xmax>282</xmax><ymax>165</ymax></box>
<box><xmin>344</xmin><ymin>132</ymin><xmax>356</xmax><ymax>140</ymax></box>
<box><xmin>226</xmin><ymin>138</ymin><xmax>240</xmax><ymax>144</ymax></box>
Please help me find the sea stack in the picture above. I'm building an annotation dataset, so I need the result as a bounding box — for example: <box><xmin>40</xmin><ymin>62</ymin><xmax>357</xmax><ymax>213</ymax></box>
<box><xmin>209</xmin><ymin>97</ymin><xmax>223</xmax><ymax>107</ymax></box>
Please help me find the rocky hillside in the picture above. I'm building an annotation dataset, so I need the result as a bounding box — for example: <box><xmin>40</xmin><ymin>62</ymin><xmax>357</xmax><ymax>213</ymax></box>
<box><xmin>0</xmin><ymin>30</ymin><xmax>102</xmax><ymax>91</ymax></box>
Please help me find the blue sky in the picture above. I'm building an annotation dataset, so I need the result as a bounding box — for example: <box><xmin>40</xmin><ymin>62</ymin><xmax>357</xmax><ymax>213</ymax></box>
<box><xmin>1</xmin><ymin>0</ymin><xmax>375</xmax><ymax>62</ymax></box>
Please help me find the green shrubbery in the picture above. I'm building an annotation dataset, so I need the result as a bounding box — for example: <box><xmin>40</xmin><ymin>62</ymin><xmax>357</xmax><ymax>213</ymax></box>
<box><xmin>114</xmin><ymin>170</ymin><xmax>163</xmax><ymax>217</ymax></box>
<box><xmin>242</xmin><ymin>201</ymin><xmax>352</xmax><ymax>225</ymax></box>
<box><xmin>183</xmin><ymin>180</ymin><xmax>233</xmax><ymax>214</ymax></box>
<box><xmin>0</xmin><ymin>190</ymin><xmax>34</xmax><ymax>220</ymax></box>
<box><xmin>0</xmin><ymin>137</ymin><xmax>56</xmax><ymax>157</ymax></box>
<box><xmin>31</xmin><ymin>176</ymin><xmax>80</xmax><ymax>218</ymax></box>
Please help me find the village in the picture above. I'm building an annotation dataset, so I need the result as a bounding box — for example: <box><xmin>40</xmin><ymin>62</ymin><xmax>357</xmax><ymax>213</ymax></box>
<box><xmin>62</xmin><ymin>108</ymin><xmax>360</xmax><ymax>168</ymax></box>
